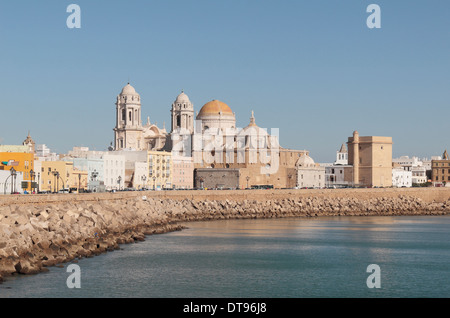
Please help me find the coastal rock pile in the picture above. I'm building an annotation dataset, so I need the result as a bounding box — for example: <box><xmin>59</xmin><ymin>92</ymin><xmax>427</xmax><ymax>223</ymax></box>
<box><xmin>0</xmin><ymin>194</ymin><xmax>448</xmax><ymax>282</ymax></box>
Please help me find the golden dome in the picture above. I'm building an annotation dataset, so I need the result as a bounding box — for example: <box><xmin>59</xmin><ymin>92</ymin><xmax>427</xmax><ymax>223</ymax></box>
<box><xmin>197</xmin><ymin>100</ymin><xmax>233</xmax><ymax>116</ymax></box>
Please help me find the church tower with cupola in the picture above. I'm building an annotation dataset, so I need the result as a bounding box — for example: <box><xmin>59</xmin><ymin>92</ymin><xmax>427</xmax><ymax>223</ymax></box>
<box><xmin>114</xmin><ymin>83</ymin><xmax>144</xmax><ymax>150</ymax></box>
<box><xmin>171</xmin><ymin>90</ymin><xmax>194</xmax><ymax>134</ymax></box>
<box><xmin>335</xmin><ymin>143</ymin><xmax>348</xmax><ymax>165</ymax></box>
<box><xmin>22</xmin><ymin>131</ymin><xmax>36</xmax><ymax>154</ymax></box>
<box><xmin>114</xmin><ymin>83</ymin><xmax>168</xmax><ymax>151</ymax></box>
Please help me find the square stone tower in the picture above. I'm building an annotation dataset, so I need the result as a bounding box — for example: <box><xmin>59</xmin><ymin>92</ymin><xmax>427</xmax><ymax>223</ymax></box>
<box><xmin>347</xmin><ymin>131</ymin><xmax>393</xmax><ymax>187</ymax></box>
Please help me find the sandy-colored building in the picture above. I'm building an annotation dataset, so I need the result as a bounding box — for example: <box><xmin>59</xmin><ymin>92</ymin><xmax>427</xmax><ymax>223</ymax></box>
<box><xmin>172</xmin><ymin>156</ymin><xmax>194</xmax><ymax>189</ymax></box>
<box><xmin>39</xmin><ymin>161</ymin><xmax>88</xmax><ymax>192</ymax></box>
<box><xmin>347</xmin><ymin>131</ymin><xmax>393</xmax><ymax>187</ymax></box>
<box><xmin>148</xmin><ymin>151</ymin><xmax>172</xmax><ymax>190</ymax></box>
<box><xmin>192</xmin><ymin>105</ymin><xmax>309</xmax><ymax>189</ymax></box>
<box><xmin>431</xmin><ymin>150</ymin><xmax>450</xmax><ymax>186</ymax></box>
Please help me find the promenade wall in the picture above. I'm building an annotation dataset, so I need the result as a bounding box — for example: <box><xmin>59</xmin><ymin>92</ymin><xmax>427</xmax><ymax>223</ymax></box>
<box><xmin>2</xmin><ymin>187</ymin><xmax>450</xmax><ymax>206</ymax></box>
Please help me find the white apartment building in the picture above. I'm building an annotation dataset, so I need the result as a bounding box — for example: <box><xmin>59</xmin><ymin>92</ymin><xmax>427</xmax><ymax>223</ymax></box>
<box><xmin>392</xmin><ymin>156</ymin><xmax>430</xmax><ymax>185</ymax></box>
<box><xmin>103</xmin><ymin>153</ymin><xmax>126</xmax><ymax>190</ymax></box>
<box><xmin>392</xmin><ymin>168</ymin><xmax>412</xmax><ymax>188</ymax></box>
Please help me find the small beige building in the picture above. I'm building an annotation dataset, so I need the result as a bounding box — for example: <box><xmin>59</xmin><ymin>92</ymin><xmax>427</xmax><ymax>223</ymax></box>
<box><xmin>147</xmin><ymin>151</ymin><xmax>172</xmax><ymax>190</ymax></box>
<box><xmin>296</xmin><ymin>155</ymin><xmax>325</xmax><ymax>188</ymax></box>
<box><xmin>347</xmin><ymin>131</ymin><xmax>393</xmax><ymax>187</ymax></box>
<box><xmin>172</xmin><ymin>155</ymin><xmax>194</xmax><ymax>189</ymax></box>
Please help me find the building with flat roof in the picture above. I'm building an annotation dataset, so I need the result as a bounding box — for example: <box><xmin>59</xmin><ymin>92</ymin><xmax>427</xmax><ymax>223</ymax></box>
<box><xmin>431</xmin><ymin>150</ymin><xmax>450</xmax><ymax>187</ymax></box>
<box><xmin>347</xmin><ymin>131</ymin><xmax>393</xmax><ymax>187</ymax></box>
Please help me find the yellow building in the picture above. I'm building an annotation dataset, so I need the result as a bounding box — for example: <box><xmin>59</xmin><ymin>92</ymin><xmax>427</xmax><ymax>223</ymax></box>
<box><xmin>70</xmin><ymin>168</ymin><xmax>89</xmax><ymax>193</ymax></box>
<box><xmin>0</xmin><ymin>152</ymin><xmax>34</xmax><ymax>191</ymax></box>
<box><xmin>147</xmin><ymin>151</ymin><xmax>172</xmax><ymax>189</ymax></box>
<box><xmin>39</xmin><ymin>161</ymin><xmax>88</xmax><ymax>192</ymax></box>
<box><xmin>347</xmin><ymin>131</ymin><xmax>393</xmax><ymax>187</ymax></box>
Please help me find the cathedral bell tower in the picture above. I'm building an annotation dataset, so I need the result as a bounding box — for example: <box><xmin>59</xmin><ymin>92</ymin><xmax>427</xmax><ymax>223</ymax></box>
<box><xmin>171</xmin><ymin>90</ymin><xmax>194</xmax><ymax>134</ymax></box>
<box><xmin>114</xmin><ymin>83</ymin><xmax>143</xmax><ymax>150</ymax></box>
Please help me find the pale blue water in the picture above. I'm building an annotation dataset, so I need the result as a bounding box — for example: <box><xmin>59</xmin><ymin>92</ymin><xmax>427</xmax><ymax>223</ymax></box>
<box><xmin>0</xmin><ymin>215</ymin><xmax>449</xmax><ymax>298</ymax></box>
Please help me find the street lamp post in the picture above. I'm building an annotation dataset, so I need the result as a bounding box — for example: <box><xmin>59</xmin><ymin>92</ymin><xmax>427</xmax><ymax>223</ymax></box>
<box><xmin>117</xmin><ymin>176</ymin><xmax>122</xmax><ymax>190</ymax></box>
<box><xmin>30</xmin><ymin>169</ymin><xmax>35</xmax><ymax>194</ymax></box>
<box><xmin>92</xmin><ymin>170</ymin><xmax>99</xmax><ymax>181</ymax></box>
<box><xmin>58</xmin><ymin>173</ymin><xmax>65</xmax><ymax>193</ymax></box>
<box><xmin>92</xmin><ymin>170</ymin><xmax>99</xmax><ymax>192</ymax></box>
<box><xmin>52</xmin><ymin>171</ymin><xmax>60</xmax><ymax>193</ymax></box>
<box><xmin>141</xmin><ymin>175</ymin><xmax>147</xmax><ymax>190</ymax></box>
<box><xmin>10</xmin><ymin>167</ymin><xmax>17</xmax><ymax>194</ymax></box>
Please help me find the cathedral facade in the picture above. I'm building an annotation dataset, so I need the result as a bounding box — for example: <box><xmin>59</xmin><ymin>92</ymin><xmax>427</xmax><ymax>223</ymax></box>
<box><xmin>113</xmin><ymin>83</ymin><xmax>167</xmax><ymax>151</ymax></box>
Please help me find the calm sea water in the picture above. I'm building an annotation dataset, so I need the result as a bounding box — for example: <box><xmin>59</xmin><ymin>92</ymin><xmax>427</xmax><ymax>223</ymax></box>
<box><xmin>0</xmin><ymin>215</ymin><xmax>449</xmax><ymax>298</ymax></box>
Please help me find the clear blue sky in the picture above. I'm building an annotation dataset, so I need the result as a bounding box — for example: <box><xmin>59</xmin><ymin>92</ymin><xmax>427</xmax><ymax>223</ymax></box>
<box><xmin>1</xmin><ymin>0</ymin><xmax>449</xmax><ymax>162</ymax></box>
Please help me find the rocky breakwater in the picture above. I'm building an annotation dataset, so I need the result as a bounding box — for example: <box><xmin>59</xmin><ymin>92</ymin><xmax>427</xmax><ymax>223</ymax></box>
<box><xmin>165</xmin><ymin>194</ymin><xmax>450</xmax><ymax>221</ymax></box>
<box><xmin>1</xmin><ymin>193</ymin><xmax>449</xmax><ymax>282</ymax></box>
<box><xmin>0</xmin><ymin>196</ymin><xmax>184</xmax><ymax>282</ymax></box>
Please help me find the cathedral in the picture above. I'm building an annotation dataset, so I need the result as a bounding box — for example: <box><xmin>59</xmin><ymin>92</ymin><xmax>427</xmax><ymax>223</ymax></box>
<box><xmin>113</xmin><ymin>82</ymin><xmax>309</xmax><ymax>189</ymax></box>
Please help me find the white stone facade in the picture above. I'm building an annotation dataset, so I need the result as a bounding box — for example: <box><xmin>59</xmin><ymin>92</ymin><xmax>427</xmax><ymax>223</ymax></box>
<box><xmin>296</xmin><ymin>155</ymin><xmax>325</xmax><ymax>188</ymax></box>
<box><xmin>103</xmin><ymin>153</ymin><xmax>126</xmax><ymax>190</ymax></box>
<box><xmin>392</xmin><ymin>168</ymin><xmax>412</xmax><ymax>188</ymax></box>
<box><xmin>0</xmin><ymin>170</ymin><xmax>24</xmax><ymax>194</ymax></box>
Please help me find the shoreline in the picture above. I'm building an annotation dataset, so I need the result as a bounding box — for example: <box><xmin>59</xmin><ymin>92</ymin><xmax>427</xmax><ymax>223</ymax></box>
<box><xmin>1</xmin><ymin>188</ymin><xmax>450</xmax><ymax>283</ymax></box>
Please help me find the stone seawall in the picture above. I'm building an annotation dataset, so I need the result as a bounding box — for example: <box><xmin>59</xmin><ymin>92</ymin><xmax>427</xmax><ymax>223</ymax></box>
<box><xmin>1</xmin><ymin>188</ymin><xmax>450</xmax><ymax>282</ymax></box>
